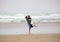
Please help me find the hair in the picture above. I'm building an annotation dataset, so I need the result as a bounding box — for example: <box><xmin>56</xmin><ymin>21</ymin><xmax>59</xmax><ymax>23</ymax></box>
<box><xmin>25</xmin><ymin>16</ymin><xmax>27</xmax><ymax>18</ymax></box>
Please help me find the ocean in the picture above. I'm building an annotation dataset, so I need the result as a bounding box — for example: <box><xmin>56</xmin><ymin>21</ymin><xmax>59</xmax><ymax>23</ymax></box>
<box><xmin>0</xmin><ymin>14</ymin><xmax>60</xmax><ymax>22</ymax></box>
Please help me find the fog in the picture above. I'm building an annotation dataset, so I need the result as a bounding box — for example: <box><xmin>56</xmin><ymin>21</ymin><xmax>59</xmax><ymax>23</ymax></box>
<box><xmin>0</xmin><ymin>0</ymin><xmax>60</xmax><ymax>15</ymax></box>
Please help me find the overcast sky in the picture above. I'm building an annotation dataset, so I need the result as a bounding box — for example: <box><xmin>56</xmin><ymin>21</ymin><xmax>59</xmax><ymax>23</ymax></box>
<box><xmin>0</xmin><ymin>0</ymin><xmax>60</xmax><ymax>15</ymax></box>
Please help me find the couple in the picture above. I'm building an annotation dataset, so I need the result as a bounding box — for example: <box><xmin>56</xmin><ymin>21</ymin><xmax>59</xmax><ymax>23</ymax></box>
<box><xmin>25</xmin><ymin>15</ymin><xmax>36</xmax><ymax>34</ymax></box>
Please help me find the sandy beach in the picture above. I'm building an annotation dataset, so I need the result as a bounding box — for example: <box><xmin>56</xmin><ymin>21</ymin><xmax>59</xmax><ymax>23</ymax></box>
<box><xmin>0</xmin><ymin>34</ymin><xmax>60</xmax><ymax>42</ymax></box>
<box><xmin>0</xmin><ymin>0</ymin><xmax>60</xmax><ymax>42</ymax></box>
<box><xmin>0</xmin><ymin>22</ymin><xmax>60</xmax><ymax>42</ymax></box>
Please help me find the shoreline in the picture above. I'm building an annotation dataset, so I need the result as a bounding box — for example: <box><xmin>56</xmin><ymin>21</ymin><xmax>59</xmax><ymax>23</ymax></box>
<box><xmin>0</xmin><ymin>22</ymin><xmax>60</xmax><ymax>35</ymax></box>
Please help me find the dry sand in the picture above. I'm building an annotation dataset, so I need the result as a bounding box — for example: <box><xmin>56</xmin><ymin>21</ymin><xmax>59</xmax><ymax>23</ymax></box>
<box><xmin>0</xmin><ymin>22</ymin><xmax>60</xmax><ymax>42</ymax></box>
<box><xmin>0</xmin><ymin>34</ymin><xmax>60</xmax><ymax>42</ymax></box>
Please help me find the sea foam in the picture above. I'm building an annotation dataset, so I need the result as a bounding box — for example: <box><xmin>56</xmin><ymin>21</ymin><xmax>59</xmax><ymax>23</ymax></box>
<box><xmin>0</xmin><ymin>14</ymin><xmax>60</xmax><ymax>22</ymax></box>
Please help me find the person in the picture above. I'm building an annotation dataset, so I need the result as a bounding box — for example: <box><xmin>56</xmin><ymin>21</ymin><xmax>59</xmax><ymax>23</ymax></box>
<box><xmin>25</xmin><ymin>15</ymin><xmax>36</xmax><ymax>34</ymax></box>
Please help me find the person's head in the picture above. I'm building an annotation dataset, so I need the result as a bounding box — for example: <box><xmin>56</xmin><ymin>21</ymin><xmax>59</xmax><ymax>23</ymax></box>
<box><xmin>27</xmin><ymin>15</ymin><xmax>30</xmax><ymax>18</ymax></box>
<box><xmin>25</xmin><ymin>16</ymin><xmax>27</xmax><ymax>18</ymax></box>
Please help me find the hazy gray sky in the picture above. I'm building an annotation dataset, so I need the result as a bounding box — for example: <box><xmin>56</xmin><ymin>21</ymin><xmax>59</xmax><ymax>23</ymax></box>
<box><xmin>0</xmin><ymin>0</ymin><xmax>60</xmax><ymax>15</ymax></box>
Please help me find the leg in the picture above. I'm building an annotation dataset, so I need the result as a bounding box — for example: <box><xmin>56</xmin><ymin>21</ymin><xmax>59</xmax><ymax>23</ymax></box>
<box><xmin>33</xmin><ymin>25</ymin><xmax>36</xmax><ymax>27</ymax></box>
<box><xmin>29</xmin><ymin>27</ymin><xmax>31</xmax><ymax>35</ymax></box>
<box><xmin>29</xmin><ymin>28</ymin><xmax>30</xmax><ymax>35</ymax></box>
<box><xmin>31</xmin><ymin>24</ymin><xmax>36</xmax><ymax>27</ymax></box>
